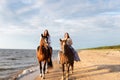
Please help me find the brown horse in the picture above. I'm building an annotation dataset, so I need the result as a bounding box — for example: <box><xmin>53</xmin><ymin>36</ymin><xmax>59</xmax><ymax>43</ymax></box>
<box><xmin>58</xmin><ymin>39</ymin><xmax>74</xmax><ymax>80</ymax></box>
<box><xmin>36</xmin><ymin>34</ymin><xmax>51</xmax><ymax>79</ymax></box>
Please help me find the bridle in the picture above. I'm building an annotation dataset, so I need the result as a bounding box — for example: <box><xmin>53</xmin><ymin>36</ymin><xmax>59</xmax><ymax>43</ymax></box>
<box><xmin>60</xmin><ymin>39</ymin><xmax>67</xmax><ymax>54</ymax></box>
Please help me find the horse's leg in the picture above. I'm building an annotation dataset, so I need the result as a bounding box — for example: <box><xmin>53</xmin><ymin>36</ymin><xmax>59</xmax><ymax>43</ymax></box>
<box><xmin>71</xmin><ymin>63</ymin><xmax>74</xmax><ymax>74</ymax></box>
<box><xmin>66</xmin><ymin>64</ymin><xmax>70</xmax><ymax>80</ymax></box>
<box><xmin>46</xmin><ymin>62</ymin><xmax>48</xmax><ymax>73</ymax></box>
<box><xmin>42</xmin><ymin>61</ymin><xmax>47</xmax><ymax>79</ymax></box>
<box><xmin>48</xmin><ymin>47</ymin><xmax>52</xmax><ymax>61</ymax></box>
<box><xmin>49</xmin><ymin>47</ymin><xmax>52</xmax><ymax>56</ymax></box>
<box><xmin>47</xmin><ymin>47</ymin><xmax>53</xmax><ymax>68</ymax></box>
<box><xmin>62</xmin><ymin>64</ymin><xmax>65</xmax><ymax>80</ymax></box>
<box><xmin>39</xmin><ymin>61</ymin><xmax>42</xmax><ymax>77</ymax></box>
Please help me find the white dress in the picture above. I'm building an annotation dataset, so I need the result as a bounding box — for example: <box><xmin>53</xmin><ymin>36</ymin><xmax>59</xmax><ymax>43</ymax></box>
<box><xmin>66</xmin><ymin>38</ymin><xmax>80</xmax><ymax>61</ymax></box>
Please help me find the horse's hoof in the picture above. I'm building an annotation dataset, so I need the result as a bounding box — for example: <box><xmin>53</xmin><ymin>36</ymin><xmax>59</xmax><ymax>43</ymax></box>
<box><xmin>61</xmin><ymin>76</ymin><xmax>64</xmax><ymax>80</ymax></box>
<box><xmin>71</xmin><ymin>71</ymin><xmax>73</xmax><ymax>74</ymax></box>
<box><xmin>66</xmin><ymin>73</ymin><xmax>69</xmax><ymax>80</ymax></box>
<box><xmin>39</xmin><ymin>74</ymin><xmax>42</xmax><ymax>77</ymax></box>
<box><xmin>42</xmin><ymin>76</ymin><xmax>45</xmax><ymax>79</ymax></box>
<box><xmin>66</xmin><ymin>77</ymin><xmax>69</xmax><ymax>80</ymax></box>
<box><xmin>66</xmin><ymin>73</ymin><xmax>69</xmax><ymax>77</ymax></box>
<box><xmin>42</xmin><ymin>74</ymin><xmax>45</xmax><ymax>79</ymax></box>
<box><xmin>66</xmin><ymin>76</ymin><xmax>69</xmax><ymax>80</ymax></box>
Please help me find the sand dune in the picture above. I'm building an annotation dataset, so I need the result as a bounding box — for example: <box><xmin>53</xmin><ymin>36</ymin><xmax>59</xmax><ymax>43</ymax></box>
<box><xmin>19</xmin><ymin>49</ymin><xmax>120</xmax><ymax>80</ymax></box>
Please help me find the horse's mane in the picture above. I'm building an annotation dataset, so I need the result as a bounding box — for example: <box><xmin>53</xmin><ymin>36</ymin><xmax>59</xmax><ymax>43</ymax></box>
<box><xmin>37</xmin><ymin>46</ymin><xmax>40</xmax><ymax>51</ymax></box>
<box><xmin>37</xmin><ymin>34</ymin><xmax>49</xmax><ymax>55</ymax></box>
<box><xmin>64</xmin><ymin>45</ymin><xmax>73</xmax><ymax>55</ymax></box>
<box><xmin>64</xmin><ymin>44</ymin><xmax>74</xmax><ymax>63</ymax></box>
<box><xmin>37</xmin><ymin>46</ymin><xmax>46</xmax><ymax>53</ymax></box>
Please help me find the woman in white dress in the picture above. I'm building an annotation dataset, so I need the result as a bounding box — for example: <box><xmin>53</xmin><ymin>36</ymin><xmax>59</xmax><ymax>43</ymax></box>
<box><xmin>41</xmin><ymin>29</ymin><xmax>53</xmax><ymax>68</ymax></box>
<box><xmin>63</xmin><ymin>32</ymin><xmax>80</xmax><ymax>61</ymax></box>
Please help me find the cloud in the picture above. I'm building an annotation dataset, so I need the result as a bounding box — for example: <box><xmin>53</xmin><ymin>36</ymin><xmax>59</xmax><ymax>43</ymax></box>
<box><xmin>1</xmin><ymin>0</ymin><xmax>120</xmax><ymax>35</ymax></box>
<box><xmin>16</xmin><ymin>0</ymin><xmax>45</xmax><ymax>15</ymax></box>
<box><xmin>1</xmin><ymin>0</ymin><xmax>120</xmax><ymax>49</ymax></box>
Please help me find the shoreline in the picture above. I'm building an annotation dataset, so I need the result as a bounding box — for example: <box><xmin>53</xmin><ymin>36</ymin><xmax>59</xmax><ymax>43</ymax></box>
<box><xmin>14</xmin><ymin>49</ymin><xmax>120</xmax><ymax>80</ymax></box>
<box><xmin>14</xmin><ymin>58</ymin><xmax>59</xmax><ymax>80</ymax></box>
<box><xmin>7</xmin><ymin>50</ymin><xmax>59</xmax><ymax>80</ymax></box>
<box><xmin>8</xmin><ymin>65</ymin><xmax>38</xmax><ymax>80</ymax></box>
<box><xmin>18</xmin><ymin>59</ymin><xmax>60</xmax><ymax>80</ymax></box>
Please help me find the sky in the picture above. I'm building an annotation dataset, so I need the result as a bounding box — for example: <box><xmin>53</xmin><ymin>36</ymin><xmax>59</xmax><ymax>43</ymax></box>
<box><xmin>0</xmin><ymin>0</ymin><xmax>120</xmax><ymax>49</ymax></box>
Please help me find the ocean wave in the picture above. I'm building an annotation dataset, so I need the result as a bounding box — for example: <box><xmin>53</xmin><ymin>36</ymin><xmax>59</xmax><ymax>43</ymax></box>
<box><xmin>0</xmin><ymin>67</ymin><xmax>16</xmax><ymax>71</ymax></box>
<box><xmin>0</xmin><ymin>49</ymin><xmax>58</xmax><ymax>79</ymax></box>
<box><xmin>16</xmin><ymin>66</ymin><xmax>38</xmax><ymax>80</ymax></box>
<box><xmin>6</xmin><ymin>57</ymin><xmax>18</xmax><ymax>60</ymax></box>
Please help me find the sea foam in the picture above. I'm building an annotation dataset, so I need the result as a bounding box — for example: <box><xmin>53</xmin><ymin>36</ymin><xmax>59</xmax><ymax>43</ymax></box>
<box><xmin>16</xmin><ymin>66</ymin><xmax>38</xmax><ymax>80</ymax></box>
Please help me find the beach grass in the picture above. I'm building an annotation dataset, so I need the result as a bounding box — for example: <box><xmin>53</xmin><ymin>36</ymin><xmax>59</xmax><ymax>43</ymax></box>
<box><xmin>84</xmin><ymin>45</ymin><xmax>120</xmax><ymax>50</ymax></box>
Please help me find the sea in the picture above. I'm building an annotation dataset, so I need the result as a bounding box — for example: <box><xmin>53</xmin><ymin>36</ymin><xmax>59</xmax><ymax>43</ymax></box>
<box><xmin>0</xmin><ymin>49</ymin><xmax>59</xmax><ymax>80</ymax></box>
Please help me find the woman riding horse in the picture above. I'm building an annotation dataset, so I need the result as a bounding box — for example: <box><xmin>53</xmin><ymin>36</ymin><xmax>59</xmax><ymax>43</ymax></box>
<box><xmin>63</xmin><ymin>32</ymin><xmax>80</xmax><ymax>61</ymax></box>
<box><xmin>42</xmin><ymin>29</ymin><xmax>53</xmax><ymax>68</ymax></box>
<box><xmin>36</xmin><ymin>30</ymin><xmax>53</xmax><ymax>79</ymax></box>
<box><xmin>36</xmin><ymin>34</ymin><xmax>49</xmax><ymax>79</ymax></box>
<box><xmin>59</xmin><ymin>39</ymin><xmax>74</xmax><ymax>80</ymax></box>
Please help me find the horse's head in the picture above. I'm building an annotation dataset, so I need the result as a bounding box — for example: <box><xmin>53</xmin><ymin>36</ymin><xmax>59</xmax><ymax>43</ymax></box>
<box><xmin>40</xmin><ymin>34</ymin><xmax>49</xmax><ymax>49</ymax></box>
<box><xmin>59</xmin><ymin>39</ymin><xmax>67</xmax><ymax>54</ymax></box>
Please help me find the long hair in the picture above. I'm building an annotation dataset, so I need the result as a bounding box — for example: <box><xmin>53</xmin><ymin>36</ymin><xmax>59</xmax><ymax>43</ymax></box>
<box><xmin>43</xmin><ymin>29</ymin><xmax>50</xmax><ymax>37</ymax></box>
<box><xmin>64</xmin><ymin>32</ymin><xmax>70</xmax><ymax>39</ymax></box>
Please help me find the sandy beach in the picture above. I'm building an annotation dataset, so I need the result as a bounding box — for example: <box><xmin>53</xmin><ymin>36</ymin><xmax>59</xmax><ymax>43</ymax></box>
<box><xmin>19</xmin><ymin>49</ymin><xmax>120</xmax><ymax>80</ymax></box>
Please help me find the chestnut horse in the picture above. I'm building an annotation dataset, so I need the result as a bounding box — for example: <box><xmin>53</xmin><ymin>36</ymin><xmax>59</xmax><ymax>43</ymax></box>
<box><xmin>36</xmin><ymin>34</ymin><xmax>51</xmax><ymax>79</ymax></box>
<box><xmin>58</xmin><ymin>39</ymin><xmax>74</xmax><ymax>80</ymax></box>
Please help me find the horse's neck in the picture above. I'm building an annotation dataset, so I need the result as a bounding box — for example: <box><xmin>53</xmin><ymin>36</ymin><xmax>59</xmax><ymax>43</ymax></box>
<box><xmin>40</xmin><ymin>43</ymin><xmax>44</xmax><ymax>49</ymax></box>
<box><xmin>38</xmin><ymin>45</ymin><xmax>43</xmax><ymax>55</ymax></box>
<box><xmin>40</xmin><ymin>40</ymin><xmax>44</xmax><ymax>48</ymax></box>
<box><xmin>64</xmin><ymin>45</ymin><xmax>71</xmax><ymax>54</ymax></box>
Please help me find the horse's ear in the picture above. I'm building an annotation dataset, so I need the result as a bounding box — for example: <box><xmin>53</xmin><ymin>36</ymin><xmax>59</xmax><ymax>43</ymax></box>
<box><xmin>41</xmin><ymin>34</ymin><xmax>43</xmax><ymax>37</ymax></box>
<box><xmin>59</xmin><ymin>38</ymin><xmax>62</xmax><ymax>42</ymax></box>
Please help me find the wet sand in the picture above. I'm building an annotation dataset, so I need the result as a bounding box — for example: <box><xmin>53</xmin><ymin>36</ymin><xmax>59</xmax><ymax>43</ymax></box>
<box><xmin>19</xmin><ymin>49</ymin><xmax>120</xmax><ymax>80</ymax></box>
